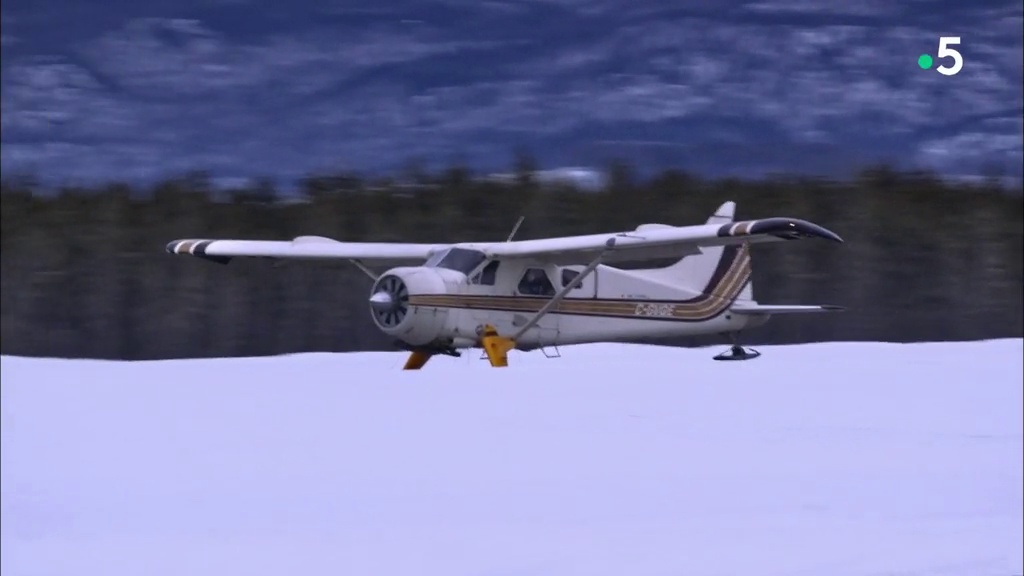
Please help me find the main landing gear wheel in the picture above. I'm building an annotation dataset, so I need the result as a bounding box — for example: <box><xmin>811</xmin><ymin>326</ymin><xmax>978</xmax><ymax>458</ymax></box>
<box><xmin>713</xmin><ymin>345</ymin><xmax>761</xmax><ymax>361</ymax></box>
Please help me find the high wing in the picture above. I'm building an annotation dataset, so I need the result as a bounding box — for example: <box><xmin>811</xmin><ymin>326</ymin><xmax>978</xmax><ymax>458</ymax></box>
<box><xmin>166</xmin><ymin>235</ymin><xmax>447</xmax><ymax>265</ymax></box>
<box><xmin>461</xmin><ymin>216</ymin><xmax>843</xmax><ymax>265</ymax></box>
<box><xmin>168</xmin><ymin>214</ymin><xmax>841</xmax><ymax>267</ymax></box>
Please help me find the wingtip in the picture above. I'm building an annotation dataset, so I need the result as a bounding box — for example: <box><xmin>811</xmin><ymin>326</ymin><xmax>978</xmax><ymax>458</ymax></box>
<box><xmin>166</xmin><ymin>239</ymin><xmax>200</xmax><ymax>254</ymax></box>
<box><xmin>719</xmin><ymin>217</ymin><xmax>844</xmax><ymax>243</ymax></box>
<box><xmin>165</xmin><ymin>239</ymin><xmax>231</xmax><ymax>264</ymax></box>
<box><xmin>821</xmin><ymin>228</ymin><xmax>844</xmax><ymax>243</ymax></box>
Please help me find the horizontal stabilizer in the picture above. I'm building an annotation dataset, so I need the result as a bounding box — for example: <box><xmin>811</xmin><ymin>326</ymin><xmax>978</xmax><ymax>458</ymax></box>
<box><xmin>730</xmin><ymin>304</ymin><xmax>845</xmax><ymax>315</ymax></box>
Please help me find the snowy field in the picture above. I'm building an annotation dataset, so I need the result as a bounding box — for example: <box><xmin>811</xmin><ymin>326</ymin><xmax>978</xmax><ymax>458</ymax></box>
<box><xmin>2</xmin><ymin>340</ymin><xmax>1022</xmax><ymax>576</ymax></box>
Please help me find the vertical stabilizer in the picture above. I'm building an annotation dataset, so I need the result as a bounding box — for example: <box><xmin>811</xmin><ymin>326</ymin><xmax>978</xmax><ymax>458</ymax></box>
<box><xmin>706</xmin><ymin>201</ymin><xmax>735</xmax><ymax>225</ymax></box>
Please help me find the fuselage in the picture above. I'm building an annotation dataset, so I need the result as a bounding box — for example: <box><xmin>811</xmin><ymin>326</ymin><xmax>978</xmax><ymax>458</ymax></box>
<box><xmin>368</xmin><ymin>246</ymin><xmax>757</xmax><ymax>352</ymax></box>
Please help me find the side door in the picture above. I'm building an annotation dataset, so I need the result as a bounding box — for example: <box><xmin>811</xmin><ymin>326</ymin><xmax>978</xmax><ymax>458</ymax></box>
<box><xmin>468</xmin><ymin>260</ymin><xmax>549</xmax><ymax>338</ymax></box>
<box><xmin>510</xmin><ymin>264</ymin><xmax>561</xmax><ymax>347</ymax></box>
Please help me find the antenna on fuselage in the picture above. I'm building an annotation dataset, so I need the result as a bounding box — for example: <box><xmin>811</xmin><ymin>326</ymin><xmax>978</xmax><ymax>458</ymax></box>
<box><xmin>505</xmin><ymin>215</ymin><xmax>525</xmax><ymax>242</ymax></box>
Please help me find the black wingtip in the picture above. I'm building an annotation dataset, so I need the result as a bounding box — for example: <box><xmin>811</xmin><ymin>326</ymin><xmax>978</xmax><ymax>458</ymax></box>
<box><xmin>716</xmin><ymin>218</ymin><xmax>843</xmax><ymax>243</ymax></box>
<box><xmin>165</xmin><ymin>239</ymin><xmax>231</xmax><ymax>264</ymax></box>
<box><xmin>749</xmin><ymin>218</ymin><xmax>844</xmax><ymax>243</ymax></box>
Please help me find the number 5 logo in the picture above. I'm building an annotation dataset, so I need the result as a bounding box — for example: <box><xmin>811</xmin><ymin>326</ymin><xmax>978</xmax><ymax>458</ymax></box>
<box><xmin>937</xmin><ymin>36</ymin><xmax>963</xmax><ymax>76</ymax></box>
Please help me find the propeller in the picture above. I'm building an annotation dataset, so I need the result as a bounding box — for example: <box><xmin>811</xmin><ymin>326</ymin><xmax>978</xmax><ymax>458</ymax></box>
<box><xmin>369</xmin><ymin>275</ymin><xmax>409</xmax><ymax>328</ymax></box>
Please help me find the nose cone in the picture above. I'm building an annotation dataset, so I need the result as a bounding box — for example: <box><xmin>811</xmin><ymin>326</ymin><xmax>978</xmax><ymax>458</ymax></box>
<box><xmin>369</xmin><ymin>290</ymin><xmax>395</xmax><ymax>312</ymax></box>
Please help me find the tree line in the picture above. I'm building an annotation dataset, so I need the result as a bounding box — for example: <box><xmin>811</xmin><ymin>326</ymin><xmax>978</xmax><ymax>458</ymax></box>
<box><xmin>1</xmin><ymin>163</ymin><xmax>1021</xmax><ymax>360</ymax></box>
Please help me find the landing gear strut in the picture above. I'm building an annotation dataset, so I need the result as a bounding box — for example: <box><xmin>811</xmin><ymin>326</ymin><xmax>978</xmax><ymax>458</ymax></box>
<box><xmin>713</xmin><ymin>333</ymin><xmax>761</xmax><ymax>361</ymax></box>
<box><xmin>395</xmin><ymin>340</ymin><xmax>461</xmax><ymax>370</ymax></box>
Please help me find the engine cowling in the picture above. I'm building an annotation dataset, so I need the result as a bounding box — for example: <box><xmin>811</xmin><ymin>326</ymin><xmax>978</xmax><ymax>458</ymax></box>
<box><xmin>368</xmin><ymin>266</ymin><xmax>461</xmax><ymax>346</ymax></box>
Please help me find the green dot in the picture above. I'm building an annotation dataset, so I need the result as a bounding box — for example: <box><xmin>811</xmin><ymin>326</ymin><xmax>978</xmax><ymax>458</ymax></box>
<box><xmin>918</xmin><ymin>54</ymin><xmax>933</xmax><ymax>69</ymax></box>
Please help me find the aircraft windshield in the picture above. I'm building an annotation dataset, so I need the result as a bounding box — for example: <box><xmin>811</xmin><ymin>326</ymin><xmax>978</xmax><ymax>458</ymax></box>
<box><xmin>426</xmin><ymin>247</ymin><xmax>487</xmax><ymax>275</ymax></box>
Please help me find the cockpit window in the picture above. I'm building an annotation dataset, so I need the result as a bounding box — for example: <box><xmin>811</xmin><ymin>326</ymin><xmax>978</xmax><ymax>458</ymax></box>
<box><xmin>474</xmin><ymin>261</ymin><xmax>500</xmax><ymax>285</ymax></box>
<box><xmin>426</xmin><ymin>247</ymin><xmax>487</xmax><ymax>275</ymax></box>
<box><xmin>518</xmin><ymin>268</ymin><xmax>555</xmax><ymax>296</ymax></box>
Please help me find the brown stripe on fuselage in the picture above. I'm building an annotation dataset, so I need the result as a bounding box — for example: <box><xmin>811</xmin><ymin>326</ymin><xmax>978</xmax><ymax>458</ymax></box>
<box><xmin>407</xmin><ymin>243</ymin><xmax>752</xmax><ymax>322</ymax></box>
<box><xmin>700</xmin><ymin>244</ymin><xmax>742</xmax><ymax>297</ymax></box>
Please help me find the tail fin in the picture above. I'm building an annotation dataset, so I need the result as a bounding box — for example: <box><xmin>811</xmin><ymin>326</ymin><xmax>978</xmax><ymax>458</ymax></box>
<box><xmin>646</xmin><ymin>201</ymin><xmax>754</xmax><ymax>300</ymax></box>
<box><xmin>705</xmin><ymin>201</ymin><xmax>735</xmax><ymax>225</ymax></box>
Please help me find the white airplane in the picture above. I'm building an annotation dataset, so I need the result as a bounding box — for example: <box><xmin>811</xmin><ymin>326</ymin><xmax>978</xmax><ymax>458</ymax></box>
<box><xmin>166</xmin><ymin>201</ymin><xmax>844</xmax><ymax>369</ymax></box>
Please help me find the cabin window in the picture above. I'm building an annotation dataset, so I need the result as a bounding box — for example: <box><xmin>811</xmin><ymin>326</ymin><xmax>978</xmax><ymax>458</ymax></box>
<box><xmin>561</xmin><ymin>269</ymin><xmax>581</xmax><ymax>289</ymax></box>
<box><xmin>517</xmin><ymin>268</ymin><xmax>555</xmax><ymax>296</ymax></box>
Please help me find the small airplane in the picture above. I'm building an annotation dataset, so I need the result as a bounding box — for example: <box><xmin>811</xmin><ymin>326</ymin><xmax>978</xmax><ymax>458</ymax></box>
<box><xmin>166</xmin><ymin>201</ymin><xmax>844</xmax><ymax>369</ymax></box>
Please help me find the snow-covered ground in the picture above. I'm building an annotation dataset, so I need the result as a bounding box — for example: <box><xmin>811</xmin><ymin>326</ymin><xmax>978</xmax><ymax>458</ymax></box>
<box><xmin>2</xmin><ymin>340</ymin><xmax>1022</xmax><ymax>576</ymax></box>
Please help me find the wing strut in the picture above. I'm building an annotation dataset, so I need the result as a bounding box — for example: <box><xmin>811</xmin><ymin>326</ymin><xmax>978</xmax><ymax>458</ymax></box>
<box><xmin>480</xmin><ymin>238</ymin><xmax>616</xmax><ymax>367</ymax></box>
<box><xmin>505</xmin><ymin>215</ymin><xmax>525</xmax><ymax>242</ymax></box>
<box><xmin>349</xmin><ymin>259</ymin><xmax>379</xmax><ymax>281</ymax></box>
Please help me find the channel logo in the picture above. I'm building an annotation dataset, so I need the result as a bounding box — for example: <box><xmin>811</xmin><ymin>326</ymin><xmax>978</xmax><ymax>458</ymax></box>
<box><xmin>918</xmin><ymin>37</ymin><xmax>963</xmax><ymax>76</ymax></box>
